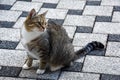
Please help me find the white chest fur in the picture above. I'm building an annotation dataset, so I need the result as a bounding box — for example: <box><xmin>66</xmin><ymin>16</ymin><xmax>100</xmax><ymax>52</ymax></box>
<box><xmin>21</xmin><ymin>26</ymin><xmax>45</xmax><ymax>59</ymax></box>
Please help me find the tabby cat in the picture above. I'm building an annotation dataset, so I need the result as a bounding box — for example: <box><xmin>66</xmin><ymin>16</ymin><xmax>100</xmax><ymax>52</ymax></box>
<box><xmin>21</xmin><ymin>9</ymin><xmax>104</xmax><ymax>74</ymax></box>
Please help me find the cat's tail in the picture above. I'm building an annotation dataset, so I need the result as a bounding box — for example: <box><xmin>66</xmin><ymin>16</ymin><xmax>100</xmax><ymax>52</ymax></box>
<box><xmin>74</xmin><ymin>41</ymin><xmax>104</xmax><ymax>60</ymax></box>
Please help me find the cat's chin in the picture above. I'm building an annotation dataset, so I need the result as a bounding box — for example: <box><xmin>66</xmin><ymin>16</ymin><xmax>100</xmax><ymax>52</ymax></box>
<box><xmin>22</xmin><ymin>64</ymin><xmax>31</xmax><ymax>70</ymax></box>
<box><xmin>36</xmin><ymin>69</ymin><xmax>45</xmax><ymax>74</ymax></box>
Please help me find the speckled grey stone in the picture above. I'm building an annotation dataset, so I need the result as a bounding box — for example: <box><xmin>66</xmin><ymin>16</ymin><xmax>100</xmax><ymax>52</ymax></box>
<box><xmin>101</xmin><ymin>0</ymin><xmax>120</xmax><ymax>6</ymax></box>
<box><xmin>76</xmin><ymin>26</ymin><xmax>92</xmax><ymax>33</ymax></box>
<box><xmin>67</xmin><ymin>9</ymin><xmax>83</xmax><ymax>15</ymax></box>
<box><xmin>59</xmin><ymin>72</ymin><xmax>100</xmax><ymax>80</ymax></box>
<box><xmin>64</xmin><ymin>15</ymin><xmax>95</xmax><ymax>27</ymax></box>
<box><xmin>86</xmin><ymin>1</ymin><xmax>101</xmax><ymax>5</ymax></box>
<box><xmin>0</xmin><ymin>10</ymin><xmax>22</xmax><ymax>22</ymax></box>
<box><xmin>0</xmin><ymin>21</ymin><xmax>15</xmax><ymax>28</ymax></box>
<box><xmin>0</xmin><ymin>49</ymin><xmax>27</xmax><ymax>67</ymax></box>
<box><xmin>0</xmin><ymin>66</ymin><xmax>22</xmax><ymax>77</ymax></box>
<box><xmin>112</xmin><ymin>12</ymin><xmax>120</xmax><ymax>22</ymax></box>
<box><xmin>101</xmin><ymin>74</ymin><xmax>120</xmax><ymax>80</ymax></box>
<box><xmin>0</xmin><ymin>4</ymin><xmax>12</xmax><ymax>10</ymax></box>
<box><xmin>20</xmin><ymin>68</ymin><xmax>60</xmax><ymax>80</ymax></box>
<box><xmin>108</xmin><ymin>34</ymin><xmax>120</xmax><ymax>42</ymax></box>
<box><xmin>96</xmin><ymin>16</ymin><xmax>112</xmax><ymax>22</ymax></box>
<box><xmin>20</xmin><ymin>11</ymin><xmax>28</xmax><ymax>17</ymax></box>
<box><xmin>94</xmin><ymin>22</ymin><xmax>120</xmax><ymax>34</ymax></box>
<box><xmin>62</xmin><ymin>62</ymin><xmax>83</xmax><ymax>72</ymax></box>
<box><xmin>83</xmin><ymin>55</ymin><xmax>120</xmax><ymax>75</ymax></box>
<box><xmin>106</xmin><ymin>42</ymin><xmax>120</xmax><ymax>57</ymax></box>
<box><xmin>73</xmin><ymin>33</ymin><xmax>107</xmax><ymax>47</ymax></box>
<box><xmin>48</xmin><ymin>19</ymin><xmax>64</xmax><ymax>25</ymax></box>
<box><xmin>83</xmin><ymin>6</ymin><xmax>113</xmax><ymax>16</ymax></box>
<box><xmin>42</xmin><ymin>3</ymin><xmax>57</xmax><ymax>8</ymax></box>
<box><xmin>0</xmin><ymin>77</ymin><xmax>35</xmax><ymax>80</ymax></box>
<box><xmin>114</xmin><ymin>6</ymin><xmax>120</xmax><ymax>11</ymax></box>
<box><xmin>0</xmin><ymin>0</ymin><xmax>16</xmax><ymax>5</ymax></box>
<box><xmin>11</xmin><ymin>1</ymin><xmax>43</xmax><ymax>12</ymax></box>
<box><xmin>39</xmin><ymin>8</ymin><xmax>68</xmax><ymax>19</ymax></box>
<box><xmin>0</xmin><ymin>40</ymin><xmax>19</xmax><ymax>49</ymax></box>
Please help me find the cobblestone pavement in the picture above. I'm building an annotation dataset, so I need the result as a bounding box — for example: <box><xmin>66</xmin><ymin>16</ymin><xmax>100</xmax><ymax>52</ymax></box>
<box><xmin>0</xmin><ymin>0</ymin><xmax>120</xmax><ymax>80</ymax></box>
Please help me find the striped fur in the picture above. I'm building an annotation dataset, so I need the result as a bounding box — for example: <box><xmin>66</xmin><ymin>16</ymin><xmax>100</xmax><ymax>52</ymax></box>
<box><xmin>74</xmin><ymin>41</ymin><xmax>104</xmax><ymax>60</ymax></box>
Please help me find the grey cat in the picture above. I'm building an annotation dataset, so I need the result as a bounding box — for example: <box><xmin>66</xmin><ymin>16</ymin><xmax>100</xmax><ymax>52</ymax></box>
<box><xmin>21</xmin><ymin>9</ymin><xmax>104</xmax><ymax>74</ymax></box>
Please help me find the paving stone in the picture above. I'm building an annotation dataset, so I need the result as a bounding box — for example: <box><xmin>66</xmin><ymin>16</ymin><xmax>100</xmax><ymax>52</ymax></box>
<box><xmin>62</xmin><ymin>62</ymin><xmax>83</xmax><ymax>72</ymax></box>
<box><xmin>0</xmin><ymin>77</ymin><xmax>35</xmax><ymax>80</ymax></box>
<box><xmin>96</xmin><ymin>16</ymin><xmax>112</xmax><ymax>22</ymax></box>
<box><xmin>0</xmin><ymin>28</ymin><xmax>20</xmax><ymax>41</ymax></box>
<box><xmin>112</xmin><ymin>12</ymin><xmax>120</xmax><ymax>22</ymax></box>
<box><xmin>83</xmin><ymin>6</ymin><xmax>113</xmax><ymax>16</ymax></box>
<box><xmin>17</xmin><ymin>0</ymin><xmax>32</xmax><ymax>2</ymax></box>
<box><xmin>87</xmin><ymin>0</ymin><xmax>101</xmax><ymax>1</ymax></box>
<box><xmin>48</xmin><ymin>19</ymin><xmax>64</xmax><ymax>25</ymax></box>
<box><xmin>108</xmin><ymin>34</ymin><xmax>120</xmax><ymax>42</ymax></box>
<box><xmin>86</xmin><ymin>1</ymin><xmax>101</xmax><ymax>5</ymax></box>
<box><xmin>0</xmin><ymin>49</ymin><xmax>27</xmax><ymax>67</ymax></box>
<box><xmin>39</xmin><ymin>8</ymin><xmax>68</xmax><ymax>19</ymax></box>
<box><xmin>57</xmin><ymin>0</ymin><xmax>86</xmax><ymax>10</ymax></box>
<box><xmin>101</xmin><ymin>74</ymin><xmax>120</xmax><ymax>80</ymax></box>
<box><xmin>0</xmin><ymin>21</ymin><xmax>15</xmax><ymax>28</ymax></box>
<box><xmin>67</xmin><ymin>9</ymin><xmax>83</xmax><ymax>15</ymax></box>
<box><xmin>74</xmin><ymin>47</ymin><xmax>85</xmax><ymax>63</ymax></box>
<box><xmin>64</xmin><ymin>15</ymin><xmax>95</xmax><ymax>27</ymax></box>
<box><xmin>73</xmin><ymin>33</ymin><xmax>107</xmax><ymax>47</ymax></box>
<box><xmin>0</xmin><ymin>10</ymin><xmax>22</xmax><ymax>22</ymax></box>
<box><xmin>41</xmin><ymin>3</ymin><xmax>57</xmax><ymax>8</ymax></box>
<box><xmin>0</xmin><ymin>0</ymin><xmax>16</xmax><ymax>5</ymax></box>
<box><xmin>0</xmin><ymin>4</ymin><xmax>12</xmax><ymax>10</ymax></box>
<box><xmin>20</xmin><ymin>11</ymin><xmax>29</xmax><ymax>17</ymax></box>
<box><xmin>0</xmin><ymin>66</ymin><xmax>22</xmax><ymax>77</ymax></box>
<box><xmin>76</xmin><ymin>26</ymin><xmax>92</xmax><ymax>33</ymax></box>
<box><xmin>11</xmin><ymin>1</ymin><xmax>43</xmax><ymax>12</ymax></box>
<box><xmin>32</xmin><ymin>0</ymin><xmax>59</xmax><ymax>3</ymax></box>
<box><xmin>63</xmin><ymin>26</ymin><xmax>76</xmax><ymax>39</ymax></box>
<box><xmin>16</xmin><ymin>42</ymin><xmax>25</xmax><ymax>50</ymax></box>
<box><xmin>106</xmin><ymin>42</ymin><xmax>120</xmax><ymax>57</ymax></box>
<box><xmin>101</xmin><ymin>0</ymin><xmax>120</xmax><ymax>6</ymax></box>
<box><xmin>114</xmin><ymin>6</ymin><xmax>120</xmax><ymax>11</ymax></box>
<box><xmin>20</xmin><ymin>69</ymin><xmax>60</xmax><ymax>80</ymax></box>
<box><xmin>83</xmin><ymin>55</ymin><xmax>120</xmax><ymax>75</ymax></box>
<box><xmin>0</xmin><ymin>40</ymin><xmax>19</xmax><ymax>49</ymax></box>
<box><xmin>93</xmin><ymin>22</ymin><xmax>120</xmax><ymax>34</ymax></box>
<box><xmin>13</xmin><ymin>17</ymin><xmax>26</xmax><ymax>28</ymax></box>
<box><xmin>59</xmin><ymin>72</ymin><xmax>100</xmax><ymax>80</ymax></box>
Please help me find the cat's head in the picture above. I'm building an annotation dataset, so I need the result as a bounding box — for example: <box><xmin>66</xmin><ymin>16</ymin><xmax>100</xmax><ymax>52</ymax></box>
<box><xmin>24</xmin><ymin>9</ymin><xmax>48</xmax><ymax>32</ymax></box>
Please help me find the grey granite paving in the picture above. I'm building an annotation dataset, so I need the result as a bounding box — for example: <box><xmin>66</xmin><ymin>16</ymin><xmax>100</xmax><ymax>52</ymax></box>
<box><xmin>0</xmin><ymin>0</ymin><xmax>120</xmax><ymax>80</ymax></box>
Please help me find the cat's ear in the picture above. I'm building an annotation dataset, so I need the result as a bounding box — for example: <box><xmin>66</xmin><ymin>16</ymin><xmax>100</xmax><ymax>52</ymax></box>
<box><xmin>41</xmin><ymin>10</ymin><xmax>48</xmax><ymax>16</ymax></box>
<box><xmin>28</xmin><ymin>8</ymin><xmax>36</xmax><ymax>19</ymax></box>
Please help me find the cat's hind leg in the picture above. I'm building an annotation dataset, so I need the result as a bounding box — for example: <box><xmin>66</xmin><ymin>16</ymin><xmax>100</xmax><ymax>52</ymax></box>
<box><xmin>36</xmin><ymin>59</ymin><xmax>47</xmax><ymax>74</ymax></box>
<box><xmin>22</xmin><ymin>55</ymin><xmax>33</xmax><ymax>69</ymax></box>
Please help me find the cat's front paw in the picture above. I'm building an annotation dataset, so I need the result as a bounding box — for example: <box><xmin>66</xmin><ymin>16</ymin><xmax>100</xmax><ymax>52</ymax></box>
<box><xmin>22</xmin><ymin>64</ymin><xmax>31</xmax><ymax>70</ymax></box>
<box><xmin>36</xmin><ymin>69</ymin><xmax>45</xmax><ymax>74</ymax></box>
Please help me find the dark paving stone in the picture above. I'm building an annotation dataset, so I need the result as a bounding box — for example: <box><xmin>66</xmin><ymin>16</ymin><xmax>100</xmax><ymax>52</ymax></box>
<box><xmin>76</xmin><ymin>26</ymin><xmax>92</xmax><ymax>33</ymax></box>
<box><xmin>0</xmin><ymin>66</ymin><xmax>22</xmax><ymax>77</ymax></box>
<box><xmin>113</xmin><ymin>6</ymin><xmax>120</xmax><ymax>11</ymax></box>
<box><xmin>16</xmin><ymin>0</ymin><xmax>32</xmax><ymax>2</ymax></box>
<box><xmin>67</xmin><ymin>9</ymin><xmax>83</xmax><ymax>15</ymax></box>
<box><xmin>0</xmin><ymin>21</ymin><xmax>15</xmax><ymax>28</ymax></box>
<box><xmin>96</xmin><ymin>16</ymin><xmax>112</xmax><ymax>22</ymax></box>
<box><xmin>101</xmin><ymin>74</ymin><xmax>120</xmax><ymax>80</ymax></box>
<box><xmin>108</xmin><ymin>34</ymin><xmax>120</xmax><ymax>42</ymax></box>
<box><xmin>48</xmin><ymin>19</ymin><xmax>64</xmax><ymax>25</ymax></box>
<box><xmin>62</xmin><ymin>62</ymin><xmax>83</xmax><ymax>72</ymax></box>
<box><xmin>0</xmin><ymin>4</ymin><xmax>12</xmax><ymax>10</ymax></box>
<box><xmin>41</xmin><ymin>3</ymin><xmax>57</xmax><ymax>8</ymax></box>
<box><xmin>37</xmin><ymin>70</ymin><xmax>60</xmax><ymax>80</ymax></box>
<box><xmin>88</xmin><ymin>49</ymin><xmax>105</xmax><ymax>56</ymax></box>
<box><xmin>86</xmin><ymin>1</ymin><xmax>101</xmax><ymax>5</ymax></box>
<box><xmin>20</xmin><ymin>11</ymin><xmax>29</xmax><ymax>17</ymax></box>
<box><xmin>0</xmin><ymin>40</ymin><xmax>19</xmax><ymax>49</ymax></box>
